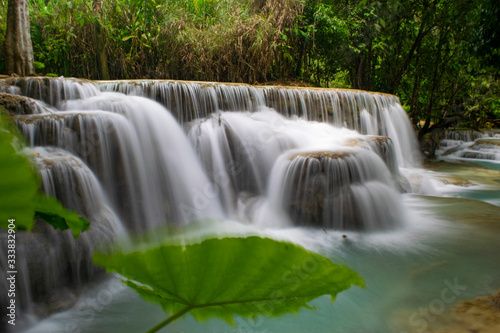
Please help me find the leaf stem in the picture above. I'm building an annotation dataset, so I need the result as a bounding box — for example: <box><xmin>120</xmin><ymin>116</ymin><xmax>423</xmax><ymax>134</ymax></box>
<box><xmin>145</xmin><ymin>306</ymin><xmax>192</xmax><ymax>333</ymax></box>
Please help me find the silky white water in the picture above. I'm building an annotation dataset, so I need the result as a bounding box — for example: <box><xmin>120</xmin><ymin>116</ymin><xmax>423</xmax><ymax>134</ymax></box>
<box><xmin>0</xmin><ymin>77</ymin><xmax>498</xmax><ymax>333</ymax></box>
<box><xmin>17</xmin><ymin>196</ymin><xmax>500</xmax><ymax>333</ymax></box>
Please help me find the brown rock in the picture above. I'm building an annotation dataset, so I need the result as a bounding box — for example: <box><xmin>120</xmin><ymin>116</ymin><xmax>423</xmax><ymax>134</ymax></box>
<box><xmin>0</xmin><ymin>93</ymin><xmax>40</xmax><ymax>115</ymax></box>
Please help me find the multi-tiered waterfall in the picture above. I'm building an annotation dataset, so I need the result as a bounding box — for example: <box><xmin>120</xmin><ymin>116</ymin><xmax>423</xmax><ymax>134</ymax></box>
<box><xmin>437</xmin><ymin>129</ymin><xmax>500</xmax><ymax>161</ymax></box>
<box><xmin>0</xmin><ymin>76</ymin><xmax>425</xmax><ymax>326</ymax></box>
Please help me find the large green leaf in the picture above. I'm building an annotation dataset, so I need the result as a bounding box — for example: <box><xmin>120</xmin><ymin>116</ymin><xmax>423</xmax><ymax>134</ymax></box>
<box><xmin>0</xmin><ymin>111</ymin><xmax>89</xmax><ymax>237</ymax></box>
<box><xmin>93</xmin><ymin>236</ymin><xmax>365</xmax><ymax>332</ymax></box>
<box><xmin>34</xmin><ymin>193</ymin><xmax>90</xmax><ymax>238</ymax></box>
<box><xmin>0</xmin><ymin>113</ymin><xmax>39</xmax><ymax>230</ymax></box>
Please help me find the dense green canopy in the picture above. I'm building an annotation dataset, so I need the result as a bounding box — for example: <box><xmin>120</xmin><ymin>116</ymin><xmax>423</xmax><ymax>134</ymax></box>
<box><xmin>1</xmin><ymin>0</ymin><xmax>498</xmax><ymax>129</ymax></box>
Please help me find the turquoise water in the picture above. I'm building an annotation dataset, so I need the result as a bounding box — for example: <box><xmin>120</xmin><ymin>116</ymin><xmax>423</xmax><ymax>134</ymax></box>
<box><xmin>20</xmin><ymin>191</ymin><xmax>500</xmax><ymax>333</ymax></box>
<box><xmin>453</xmin><ymin>187</ymin><xmax>500</xmax><ymax>206</ymax></box>
<box><xmin>469</xmin><ymin>160</ymin><xmax>500</xmax><ymax>172</ymax></box>
<box><xmin>450</xmin><ymin>160</ymin><xmax>500</xmax><ymax>206</ymax></box>
<box><xmin>18</xmin><ymin>160</ymin><xmax>500</xmax><ymax>333</ymax></box>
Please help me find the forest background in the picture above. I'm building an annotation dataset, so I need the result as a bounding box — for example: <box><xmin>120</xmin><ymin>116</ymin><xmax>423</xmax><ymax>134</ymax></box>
<box><xmin>1</xmin><ymin>0</ymin><xmax>499</xmax><ymax>137</ymax></box>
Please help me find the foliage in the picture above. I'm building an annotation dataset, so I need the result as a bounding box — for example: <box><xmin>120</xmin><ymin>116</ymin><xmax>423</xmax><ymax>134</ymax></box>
<box><xmin>0</xmin><ymin>111</ymin><xmax>89</xmax><ymax>236</ymax></box>
<box><xmin>461</xmin><ymin>75</ymin><xmax>500</xmax><ymax>129</ymax></box>
<box><xmin>1</xmin><ymin>0</ymin><xmax>301</xmax><ymax>82</ymax></box>
<box><xmin>94</xmin><ymin>235</ymin><xmax>364</xmax><ymax>333</ymax></box>
<box><xmin>0</xmin><ymin>0</ymin><xmax>6</xmax><ymax>73</ymax></box>
<box><xmin>0</xmin><ymin>112</ymin><xmax>39</xmax><ymax>230</ymax></box>
<box><xmin>34</xmin><ymin>193</ymin><xmax>90</xmax><ymax>237</ymax></box>
<box><xmin>0</xmin><ymin>0</ymin><xmax>498</xmax><ymax>129</ymax></box>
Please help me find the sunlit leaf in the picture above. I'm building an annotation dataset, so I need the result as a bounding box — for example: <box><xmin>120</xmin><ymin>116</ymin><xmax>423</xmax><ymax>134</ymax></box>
<box><xmin>94</xmin><ymin>236</ymin><xmax>364</xmax><ymax>332</ymax></box>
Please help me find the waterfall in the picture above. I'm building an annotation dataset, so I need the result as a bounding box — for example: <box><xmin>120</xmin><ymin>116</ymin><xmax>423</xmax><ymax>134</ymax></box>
<box><xmin>437</xmin><ymin>130</ymin><xmax>500</xmax><ymax>162</ymax></box>
<box><xmin>1</xmin><ymin>77</ymin><xmax>100</xmax><ymax>107</ymax></box>
<box><xmin>99</xmin><ymin>80</ymin><xmax>420</xmax><ymax>167</ymax></box>
<box><xmin>188</xmin><ymin>109</ymin><xmax>403</xmax><ymax>227</ymax></box>
<box><xmin>0</xmin><ymin>76</ymin><xmax>426</xmax><ymax>322</ymax></box>
<box><xmin>1</xmin><ymin>77</ymin><xmax>423</xmax><ymax>231</ymax></box>
<box><xmin>276</xmin><ymin>150</ymin><xmax>403</xmax><ymax>230</ymax></box>
<box><xmin>0</xmin><ymin>147</ymin><xmax>123</xmax><ymax>316</ymax></box>
<box><xmin>16</xmin><ymin>95</ymin><xmax>224</xmax><ymax>230</ymax></box>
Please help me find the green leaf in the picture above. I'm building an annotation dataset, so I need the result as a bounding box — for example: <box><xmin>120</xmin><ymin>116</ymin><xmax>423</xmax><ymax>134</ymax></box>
<box><xmin>0</xmin><ymin>113</ymin><xmax>39</xmax><ymax>230</ymax></box>
<box><xmin>34</xmin><ymin>193</ymin><xmax>90</xmax><ymax>238</ymax></box>
<box><xmin>94</xmin><ymin>236</ymin><xmax>364</xmax><ymax>332</ymax></box>
<box><xmin>0</xmin><ymin>112</ymin><xmax>89</xmax><ymax>237</ymax></box>
<box><xmin>34</xmin><ymin>61</ymin><xmax>45</xmax><ymax>69</ymax></box>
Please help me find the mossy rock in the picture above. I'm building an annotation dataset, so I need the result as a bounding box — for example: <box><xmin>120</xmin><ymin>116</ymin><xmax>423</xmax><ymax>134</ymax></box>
<box><xmin>474</xmin><ymin>138</ymin><xmax>500</xmax><ymax>146</ymax></box>
<box><xmin>0</xmin><ymin>93</ymin><xmax>41</xmax><ymax>116</ymax></box>
<box><xmin>290</xmin><ymin>151</ymin><xmax>353</xmax><ymax>160</ymax></box>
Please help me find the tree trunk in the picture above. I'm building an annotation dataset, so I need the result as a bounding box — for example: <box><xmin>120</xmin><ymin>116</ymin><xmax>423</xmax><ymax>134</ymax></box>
<box><xmin>5</xmin><ymin>0</ymin><xmax>34</xmax><ymax>76</ymax></box>
<box><xmin>93</xmin><ymin>0</ymin><xmax>109</xmax><ymax>79</ymax></box>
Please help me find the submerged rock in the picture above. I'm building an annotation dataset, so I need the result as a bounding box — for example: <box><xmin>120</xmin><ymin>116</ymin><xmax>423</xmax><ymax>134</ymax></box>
<box><xmin>431</xmin><ymin>291</ymin><xmax>500</xmax><ymax>333</ymax></box>
<box><xmin>390</xmin><ymin>291</ymin><xmax>500</xmax><ymax>333</ymax></box>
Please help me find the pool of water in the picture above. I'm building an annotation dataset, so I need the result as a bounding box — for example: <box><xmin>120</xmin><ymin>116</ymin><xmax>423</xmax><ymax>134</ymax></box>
<box><xmin>17</xmin><ymin>161</ymin><xmax>500</xmax><ymax>333</ymax></box>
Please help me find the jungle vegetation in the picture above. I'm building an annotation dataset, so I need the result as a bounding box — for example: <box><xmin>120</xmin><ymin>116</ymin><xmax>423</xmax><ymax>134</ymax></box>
<box><xmin>1</xmin><ymin>0</ymin><xmax>499</xmax><ymax>132</ymax></box>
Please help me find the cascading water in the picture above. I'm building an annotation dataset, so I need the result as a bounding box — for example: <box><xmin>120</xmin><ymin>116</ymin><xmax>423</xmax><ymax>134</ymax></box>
<box><xmin>0</xmin><ymin>146</ymin><xmax>123</xmax><ymax>319</ymax></box>
<box><xmin>0</xmin><ymin>76</ymin><xmax>432</xmax><ymax>330</ymax></box>
<box><xmin>188</xmin><ymin>109</ymin><xmax>404</xmax><ymax>228</ymax></box>
<box><xmin>437</xmin><ymin>129</ymin><xmax>500</xmax><ymax>162</ymax></box>
<box><xmin>100</xmin><ymin>80</ymin><xmax>421</xmax><ymax>166</ymax></box>
<box><xmin>277</xmin><ymin>150</ymin><xmax>403</xmax><ymax>230</ymax></box>
<box><xmin>1</xmin><ymin>77</ymin><xmax>100</xmax><ymax>107</ymax></box>
<box><xmin>16</xmin><ymin>95</ymin><xmax>224</xmax><ymax>230</ymax></box>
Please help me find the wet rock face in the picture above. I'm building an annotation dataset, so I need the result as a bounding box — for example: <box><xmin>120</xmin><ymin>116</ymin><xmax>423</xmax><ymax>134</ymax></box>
<box><xmin>282</xmin><ymin>150</ymin><xmax>401</xmax><ymax>230</ymax></box>
<box><xmin>284</xmin><ymin>152</ymin><xmax>366</xmax><ymax>230</ymax></box>
<box><xmin>421</xmin><ymin>130</ymin><xmax>446</xmax><ymax>158</ymax></box>
<box><xmin>344</xmin><ymin>136</ymin><xmax>398</xmax><ymax>175</ymax></box>
<box><xmin>473</xmin><ymin>138</ymin><xmax>500</xmax><ymax>147</ymax></box>
<box><xmin>1</xmin><ymin>76</ymin><xmax>98</xmax><ymax>107</ymax></box>
<box><xmin>0</xmin><ymin>93</ymin><xmax>42</xmax><ymax>115</ymax></box>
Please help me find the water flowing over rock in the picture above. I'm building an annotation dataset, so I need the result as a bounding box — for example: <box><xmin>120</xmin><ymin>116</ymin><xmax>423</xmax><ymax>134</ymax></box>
<box><xmin>0</xmin><ymin>93</ymin><xmax>50</xmax><ymax>115</ymax></box>
<box><xmin>0</xmin><ymin>76</ymin><xmax>423</xmax><ymax>230</ymax></box>
<box><xmin>444</xmin><ymin>129</ymin><xmax>484</xmax><ymax>142</ymax></box>
<box><xmin>15</xmin><ymin>95</ymin><xmax>224</xmax><ymax>230</ymax></box>
<box><xmin>2</xmin><ymin>76</ymin><xmax>99</xmax><ymax>107</ymax></box>
<box><xmin>100</xmin><ymin>79</ymin><xmax>420</xmax><ymax>167</ymax></box>
<box><xmin>343</xmin><ymin>136</ymin><xmax>399</xmax><ymax>176</ymax></box>
<box><xmin>0</xmin><ymin>148</ymin><xmax>123</xmax><ymax>317</ymax></box>
<box><xmin>0</xmin><ymin>76</ymin><xmax>426</xmax><ymax>320</ymax></box>
<box><xmin>278</xmin><ymin>150</ymin><xmax>403</xmax><ymax>230</ymax></box>
<box><xmin>437</xmin><ymin>129</ymin><xmax>500</xmax><ymax>162</ymax></box>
